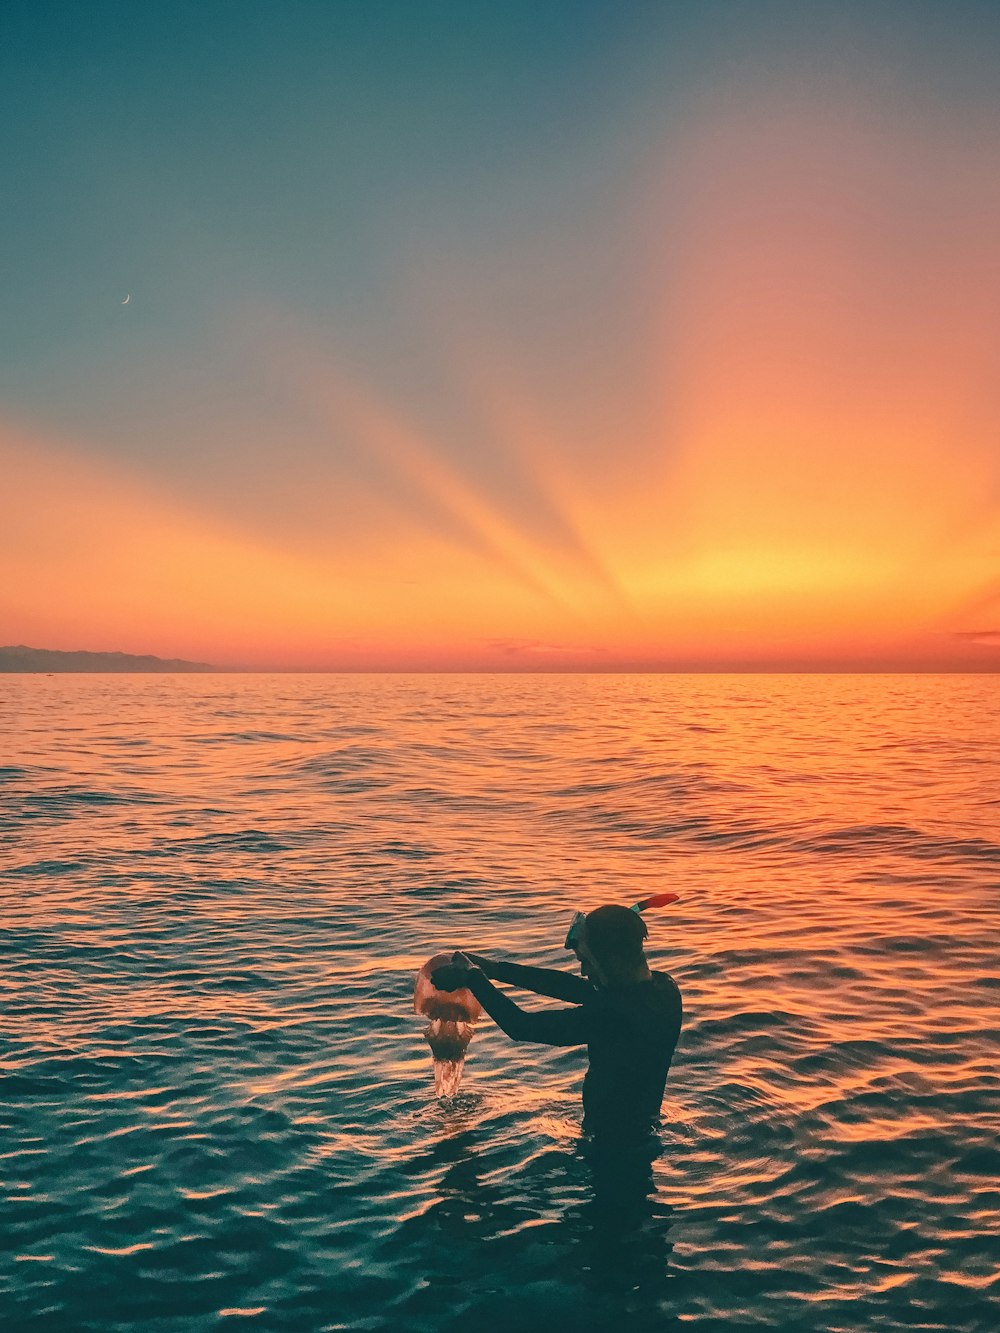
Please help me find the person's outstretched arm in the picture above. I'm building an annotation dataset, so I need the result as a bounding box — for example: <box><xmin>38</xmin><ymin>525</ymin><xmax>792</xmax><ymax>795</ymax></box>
<box><xmin>433</xmin><ymin>964</ymin><xmax>590</xmax><ymax>1046</ymax></box>
<box><xmin>463</xmin><ymin>952</ymin><xmax>592</xmax><ymax>1003</ymax></box>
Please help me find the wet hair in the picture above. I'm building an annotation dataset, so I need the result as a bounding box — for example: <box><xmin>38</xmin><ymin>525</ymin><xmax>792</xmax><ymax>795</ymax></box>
<box><xmin>583</xmin><ymin>904</ymin><xmax>648</xmax><ymax>967</ymax></box>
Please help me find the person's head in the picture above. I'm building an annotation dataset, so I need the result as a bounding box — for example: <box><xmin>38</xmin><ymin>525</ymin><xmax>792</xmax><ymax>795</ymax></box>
<box><xmin>576</xmin><ymin>904</ymin><xmax>649</xmax><ymax>985</ymax></box>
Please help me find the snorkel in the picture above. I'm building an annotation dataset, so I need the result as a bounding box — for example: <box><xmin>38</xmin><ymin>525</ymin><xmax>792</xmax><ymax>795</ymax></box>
<box><xmin>564</xmin><ymin>892</ymin><xmax>680</xmax><ymax>953</ymax></box>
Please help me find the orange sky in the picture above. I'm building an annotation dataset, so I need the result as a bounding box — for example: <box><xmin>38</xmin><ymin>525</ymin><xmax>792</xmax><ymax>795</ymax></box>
<box><xmin>3</xmin><ymin>19</ymin><xmax>1000</xmax><ymax>670</ymax></box>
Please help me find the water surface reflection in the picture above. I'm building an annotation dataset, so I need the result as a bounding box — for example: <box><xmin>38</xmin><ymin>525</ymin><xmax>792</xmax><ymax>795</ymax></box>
<box><xmin>382</xmin><ymin>1114</ymin><xmax>681</xmax><ymax>1332</ymax></box>
<box><xmin>2</xmin><ymin>674</ymin><xmax>996</xmax><ymax>1332</ymax></box>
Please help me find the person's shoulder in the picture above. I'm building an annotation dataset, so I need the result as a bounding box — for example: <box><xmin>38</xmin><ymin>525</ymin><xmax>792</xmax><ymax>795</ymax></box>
<box><xmin>650</xmin><ymin>970</ymin><xmax>682</xmax><ymax>1005</ymax></box>
<box><xmin>651</xmin><ymin>969</ymin><xmax>678</xmax><ymax>987</ymax></box>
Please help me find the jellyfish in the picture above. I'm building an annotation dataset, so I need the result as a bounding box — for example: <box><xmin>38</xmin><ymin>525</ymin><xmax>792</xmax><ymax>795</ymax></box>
<box><xmin>413</xmin><ymin>953</ymin><xmax>483</xmax><ymax>1097</ymax></box>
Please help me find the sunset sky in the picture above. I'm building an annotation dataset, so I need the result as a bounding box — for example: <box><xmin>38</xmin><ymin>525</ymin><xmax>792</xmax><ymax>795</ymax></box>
<box><xmin>3</xmin><ymin>1</ymin><xmax>999</xmax><ymax>670</ymax></box>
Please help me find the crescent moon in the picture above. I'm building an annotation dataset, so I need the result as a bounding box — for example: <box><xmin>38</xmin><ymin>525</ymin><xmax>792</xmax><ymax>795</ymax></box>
<box><xmin>121</xmin><ymin>293</ymin><xmax>131</xmax><ymax>305</ymax></box>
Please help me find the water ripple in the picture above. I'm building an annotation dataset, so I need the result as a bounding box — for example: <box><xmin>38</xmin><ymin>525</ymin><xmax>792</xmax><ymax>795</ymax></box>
<box><xmin>0</xmin><ymin>672</ymin><xmax>996</xmax><ymax>1332</ymax></box>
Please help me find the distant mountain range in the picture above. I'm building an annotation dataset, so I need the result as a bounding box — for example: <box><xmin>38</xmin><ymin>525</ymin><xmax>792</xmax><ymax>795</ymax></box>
<box><xmin>0</xmin><ymin>645</ymin><xmax>215</xmax><ymax>673</ymax></box>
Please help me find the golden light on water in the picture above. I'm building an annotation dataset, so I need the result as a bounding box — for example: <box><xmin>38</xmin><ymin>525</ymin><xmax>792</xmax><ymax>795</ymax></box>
<box><xmin>4</xmin><ymin>669</ymin><xmax>997</xmax><ymax>1325</ymax></box>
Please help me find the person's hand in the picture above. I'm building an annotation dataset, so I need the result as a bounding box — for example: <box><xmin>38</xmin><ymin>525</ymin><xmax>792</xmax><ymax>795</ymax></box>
<box><xmin>431</xmin><ymin>954</ymin><xmax>479</xmax><ymax>992</ymax></box>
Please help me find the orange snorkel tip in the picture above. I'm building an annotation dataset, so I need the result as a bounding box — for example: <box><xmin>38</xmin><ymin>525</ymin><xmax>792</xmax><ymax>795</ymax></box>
<box><xmin>631</xmin><ymin>892</ymin><xmax>680</xmax><ymax>913</ymax></box>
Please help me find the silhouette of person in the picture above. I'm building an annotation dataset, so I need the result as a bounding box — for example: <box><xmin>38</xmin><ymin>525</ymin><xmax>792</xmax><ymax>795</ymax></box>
<box><xmin>431</xmin><ymin>904</ymin><xmax>682</xmax><ymax>1136</ymax></box>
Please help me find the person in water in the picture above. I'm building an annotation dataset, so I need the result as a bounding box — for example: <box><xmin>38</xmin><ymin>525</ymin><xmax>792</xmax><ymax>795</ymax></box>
<box><xmin>431</xmin><ymin>904</ymin><xmax>682</xmax><ymax>1134</ymax></box>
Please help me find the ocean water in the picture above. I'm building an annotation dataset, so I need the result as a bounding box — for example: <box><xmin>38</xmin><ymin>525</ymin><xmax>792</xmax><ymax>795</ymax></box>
<box><xmin>1</xmin><ymin>673</ymin><xmax>997</xmax><ymax>1333</ymax></box>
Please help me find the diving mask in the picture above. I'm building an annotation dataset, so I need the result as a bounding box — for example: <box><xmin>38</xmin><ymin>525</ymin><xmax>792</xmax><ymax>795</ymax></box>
<box><xmin>564</xmin><ymin>911</ymin><xmax>587</xmax><ymax>952</ymax></box>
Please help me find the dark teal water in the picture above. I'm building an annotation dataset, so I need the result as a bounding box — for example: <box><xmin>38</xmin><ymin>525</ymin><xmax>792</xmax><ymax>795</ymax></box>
<box><xmin>1</xmin><ymin>674</ymin><xmax>998</xmax><ymax>1331</ymax></box>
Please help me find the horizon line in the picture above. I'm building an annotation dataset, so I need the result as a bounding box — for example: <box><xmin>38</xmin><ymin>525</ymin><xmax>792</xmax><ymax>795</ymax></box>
<box><xmin>4</xmin><ymin>666</ymin><xmax>999</xmax><ymax>675</ymax></box>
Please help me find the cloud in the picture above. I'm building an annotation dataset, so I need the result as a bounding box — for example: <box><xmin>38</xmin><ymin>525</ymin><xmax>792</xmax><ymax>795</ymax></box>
<box><xmin>486</xmin><ymin>638</ymin><xmax>608</xmax><ymax>658</ymax></box>
<box><xmin>950</xmin><ymin>629</ymin><xmax>1000</xmax><ymax>647</ymax></box>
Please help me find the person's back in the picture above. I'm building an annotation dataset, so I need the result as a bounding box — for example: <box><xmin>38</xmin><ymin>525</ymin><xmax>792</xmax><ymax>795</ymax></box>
<box><xmin>579</xmin><ymin>970</ymin><xmax>682</xmax><ymax>1133</ymax></box>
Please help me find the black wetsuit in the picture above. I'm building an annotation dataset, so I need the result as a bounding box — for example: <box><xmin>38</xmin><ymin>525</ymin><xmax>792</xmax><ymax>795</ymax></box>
<box><xmin>463</xmin><ymin>955</ymin><xmax>682</xmax><ymax>1134</ymax></box>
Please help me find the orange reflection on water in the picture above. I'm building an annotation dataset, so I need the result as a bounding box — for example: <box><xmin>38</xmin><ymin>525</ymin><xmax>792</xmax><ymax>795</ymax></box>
<box><xmin>4</xmin><ymin>674</ymin><xmax>996</xmax><ymax>1216</ymax></box>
